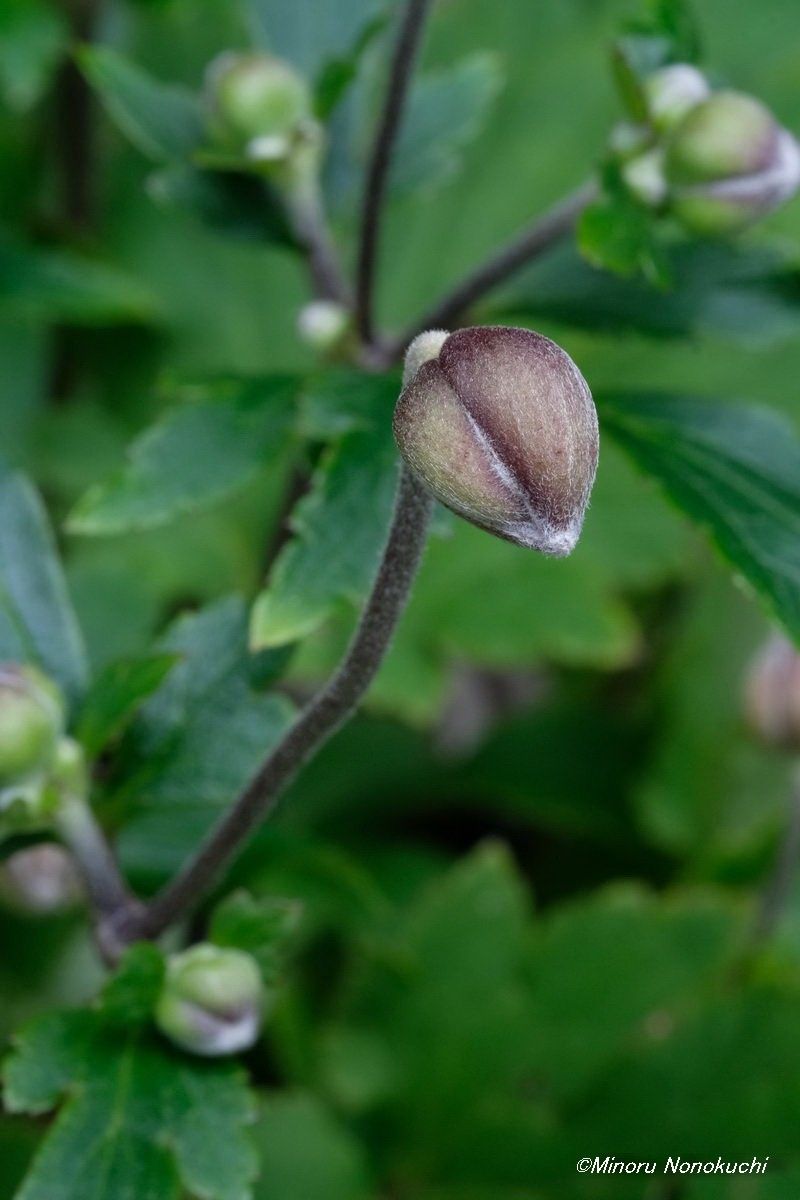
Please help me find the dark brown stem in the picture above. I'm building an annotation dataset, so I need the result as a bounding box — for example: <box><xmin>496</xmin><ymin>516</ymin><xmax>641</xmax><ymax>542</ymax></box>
<box><xmin>135</xmin><ymin>467</ymin><xmax>432</xmax><ymax>940</ymax></box>
<box><xmin>381</xmin><ymin>180</ymin><xmax>597</xmax><ymax>363</ymax></box>
<box><xmin>355</xmin><ymin>0</ymin><xmax>434</xmax><ymax>343</ymax></box>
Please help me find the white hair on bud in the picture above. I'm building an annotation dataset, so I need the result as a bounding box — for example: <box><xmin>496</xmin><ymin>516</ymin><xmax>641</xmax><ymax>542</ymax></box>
<box><xmin>403</xmin><ymin>330</ymin><xmax>449</xmax><ymax>386</ymax></box>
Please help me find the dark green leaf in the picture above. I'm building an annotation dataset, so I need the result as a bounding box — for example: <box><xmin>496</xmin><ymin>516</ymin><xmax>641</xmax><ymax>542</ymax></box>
<box><xmin>68</xmin><ymin>376</ymin><xmax>297</xmax><ymax>534</ymax></box>
<box><xmin>147</xmin><ymin>165</ymin><xmax>296</xmax><ymax>247</ymax></box>
<box><xmin>0</xmin><ymin>0</ymin><xmax>68</xmax><ymax>112</ymax></box>
<box><xmin>76</xmin><ymin>654</ymin><xmax>178</xmax><ymax>756</ymax></box>
<box><xmin>601</xmin><ymin>393</ymin><xmax>800</xmax><ymax>642</ymax></box>
<box><xmin>243</xmin><ymin>0</ymin><xmax>389</xmax><ymax>79</ymax></box>
<box><xmin>0</xmin><ymin>472</ymin><xmax>88</xmax><ymax>701</ymax></box>
<box><xmin>79</xmin><ymin>46</ymin><xmax>204</xmax><ymax>161</ymax></box>
<box><xmin>99</xmin><ymin>944</ymin><xmax>166</xmax><ymax>1027</ymax></box>
<box><xmin>252</xmin><ymin>1093</ymin><xmax>372</xmax><ymax>1200</ymax></box>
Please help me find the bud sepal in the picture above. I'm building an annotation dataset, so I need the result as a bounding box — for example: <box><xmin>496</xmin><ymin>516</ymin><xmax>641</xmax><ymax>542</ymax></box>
<box><xmin>155</xmin><ymin>944</ymin><xmax>265</xmax><ymax>1057</ymax></box>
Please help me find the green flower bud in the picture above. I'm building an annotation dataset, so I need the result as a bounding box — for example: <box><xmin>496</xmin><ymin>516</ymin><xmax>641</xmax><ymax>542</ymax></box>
<box><xmin>297</xmin><ymin>300</ymin><xmax>350</xmax><ymax>352</ymax></box>
<box><xmin>0</xmin><ymin>666</ymin><xmax>63</xmax><ymax>788</ymax></box>
<box><xmin>622</xmin><ymin>146</ymin><xmax>667</xmax><ymax>207</ymax></box>
<box><xmin>206</xmin><ymin>52</ymin><xmax>312</xmax><ymax>154</ymax></box>
<box><xmin>394</xmin><ymin>326</ymin><xmax>598</xmax><ymax>556</ymax></box>
<box><xmin>644</xmin><ymin>64</ymin><xmax>710</xmax><ymax>133</ymax></box>
<box><xmin>608</xmin><ymin>120</ymin><xmax>652</xmax><ymax>161</ymax></box>
<box><xmin>664</xmin><ymin>90</ymin><xmax>800</xmax><ymax>235</ymax></box>
<box><xmin>155</xmin><ymin>944</ymin><xmax>264</xmax><ymax>1057</ymax></box>
<box><xmin>745</xmin><ymin>635</ymin><xmax>800</xmax><ymax>752</ymax></box>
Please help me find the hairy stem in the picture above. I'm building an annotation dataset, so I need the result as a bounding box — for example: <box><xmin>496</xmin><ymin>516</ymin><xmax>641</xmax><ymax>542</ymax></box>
<box><xmin>356</xmin><ymin>0</ymin><xmax>434</xmax><ymax>343</ymax></box>
<box><xmin>135</xmin><ymin>467</ymin><xmax>433</xmax><ymax>940</ymax></box>
<box><xmin>751</xmin><ymin>766</ymin><xmax>800</xmax><ymax>947</ymax></box>
<box><xmin>382</xmin><ymin>180</ymin><xmax>597</xmax><ymax>362</ymax></box>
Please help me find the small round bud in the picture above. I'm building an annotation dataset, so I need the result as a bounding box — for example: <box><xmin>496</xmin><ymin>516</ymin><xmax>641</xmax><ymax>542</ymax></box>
<box><xmin>744</xmin><ymin>635</ymin><xmax>800</xmax><ymax>752</ymax></box>
<box><xmin>155</xmin><ymin>944</ymin><xmax>264</xmax><ymax>1057</ymax></box>
<box><xmin>622</xmin><ymin>147</ymin><xmax>668</xmax><ymax>207</ymax></box>
<box><xmin>0</xmin><ymin>666</ymin><xmax>63</xmax><ymax>787</ymax></box>
<box><xmin>206</xmin><ymin>52</ymin><xmax>312</xmax><ymax>152</ymax></box>
<box><xmin>297</xmin><ymin>300</ymin><xmax>350</xmax><ymax>352</ymax></box>
<box><xmin>394</xmin><ymin>326</ymin><xmax>598</xmax><ymax>556</ymax></box>
<box><xmin>664</xmin><ymin>91</ymin><xmax>800</xmax><ymax>235</ymax></box>
<box><xmin>644</xmin><ymin>64</ymin><xmax>710</xmax><ymax>132</ymax></box>
<box><xmin>0</xmin><ymin>844</ymin><xmax>81</xmax><ymax>914</ymax></box>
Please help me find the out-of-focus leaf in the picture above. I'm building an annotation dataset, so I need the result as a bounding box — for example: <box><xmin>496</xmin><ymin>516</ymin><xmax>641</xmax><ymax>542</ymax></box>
<box><xmin>601</xmin><ymin>392</ymin><xmax>800</xmax><ymax>643</ymax></box>
<box><xmin>210</xmin><ymin>890</ymin><xmax>301</xmax><ymax>984</ymax></box>
<box><xmin>243</xmin><ymin>0</ymin><xmax>389</xmax><ymax>79</ymax></box>
<box><xmin>78</xmin><ymin>45</ymin><xmax>204</xmax><ymax>161</ymax></box>
<box><xmin>0</xmin><ymin>0</ymin><xmax>67</xmax><ymax>112</ymax></box>
<box><xmin>3</xmin><ymin>945</ymin><xmax>258</xmax><ymax>1200</ymax></box>
<box><xmin>0</xmin><ymin>472</ymin><xmax>88</xmax><ymax>702</ymax></box>
<box><xmin>495</xmin><ymin>242</ymin><xmax>800</xmax><ymax>347</ymax></box>
<box><xmin>75</xmin><ymin>654</ymin><xmax>178</xmax><ymax>756</ymax></box>
<box><xmin>0</xmin><ymin>240</ymin><xmax>157</xmax><ymax>326</ymax></box>
<box><xmin>252</xmin><ymin>1093</ymin><xmax>372</xmax><ymax>1200</ymax></box>
<box><xmin>578</xmin><ymin>192</ymin><xmax>668</xmax><ymax>284</ymax></box>
<box><xmin>117</xmin><ymin>598</ymin><xmax>294</xmax><ymax>884</ymax></box>
<box><xmin>251</xmin><ymin>375</ymin><xmax>399</xmax><ymax>650</ymax></box>
<box><xmin>147</xmin><ymin>164</ymin><xmax>296</xmax><ymax>247</ymax></box>
<box><xmin>68</xmin><ymin>376</ymin><xmax>297</xmax><ymax>534</ymax></box>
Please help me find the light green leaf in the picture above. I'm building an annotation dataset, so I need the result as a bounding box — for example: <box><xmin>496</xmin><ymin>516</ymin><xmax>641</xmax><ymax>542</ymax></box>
<box><xmin>0</xmin><ymin>240</ymin><xmax>157</xmax><ymax>326</ymax></box>
<box><xmin>578</xmin><ymin>192</ymin><xmax>668</xmax><ymax>284</ymax></box>
<box><xmin>0</xmin><ymin>472</ymin><xmax>88</xmax><ymax>701</ymax></box>
<box><xmin>210</xmin><ymin>890</ymin><xmax>301</xmax><ymax>985</ymax></box>
<box><xmin>251</xmin><ymin>375</ymin><xmax>399</xmax><ymax>649</ymax></box>
<box><xmin>79</xmin><ymin>46</ymin><xmax>204</xmax><ymax>162</ymax></box>
<box><xmin>68</xmin><ymin>376</ymin><xmax>297</xmax><ymax>534</ymax></box>
<box><xmin>0</xmin><ymin>0</ymin><xmax>68</xmax><ymax>112</ymax></box>
<box><xmin>601</xmin><ymin>393</ymin><xmax>800</xmax><ymax>642</ymax></box>
<box><xmin>76</xmin><ymin>654</ymin><xmax>179</xmax><ymax>756</ymax></box>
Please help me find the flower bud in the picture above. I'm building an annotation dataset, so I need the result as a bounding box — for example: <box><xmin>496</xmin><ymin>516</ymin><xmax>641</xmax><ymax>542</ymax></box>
<box><xmin>0</xmin><ymin>844</ymin><xmax>81</xmax><ymax>914</ymax></box>
<box><xmin>644</xmin><ymin>64</ymin><xmax>710</xmax><ymax>132</ymax></box>
<box><xmin>155</xmin><ymin>944</ymin><xmax>264</xmax><ymax>1057</ymax></box>
<box><xmin>206</xmin><ymin>52</ymin><xmax>313</xmax><ymax>161</ymax></box>
<box><xmin>297</xmin><ymin>300</ymin><xmax>350</xmax><ymax>352</ymax></box>
<box><xmin>0</xmin><ymin>666</ymin><xmax>63</xmax><ymax>788</ymax></box>
<box><xmin>744</xmin><ymin>635</ymin><xmax>800</xmax><ymax>752</ymax></box>
<box><xmin>622</xmin><ymin>147</ymin><xmax>667</xmax><ymax>207</ymax></box>
<box><xmin>664</xmin><ymin>91</ymin><xmax>800</xmax><ymax>235</ymax></box>
<box><xmin>394</xmin><ymin>326</ymin><xmax>598</xmax><ymax>556</ymax></box>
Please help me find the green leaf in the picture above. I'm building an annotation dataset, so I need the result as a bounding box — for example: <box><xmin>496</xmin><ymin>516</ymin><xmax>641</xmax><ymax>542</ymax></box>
<box><xmin>578</xmin><ymin>192</ymin><xmax>668</xmax><ymax>284</ymax></box>
<box><xmin>252</xmin><ymin>1093</ymin><xmax>372</xmax><ymax>1200</ymax></box>
<box><xmin>390</xmin><ymin>54</ymin><xmax>503</xmax><ymax>195</ymax></box>
<box><xmin>117</xmin><ymin>598</ymin><xmax>294</xmax><ymax>884</ymax></box>
<box><xmin>243</xmin><ymin>0</ymin><xmax>389</xmax><ymax>79</ymax></box>
<box><xmin>76</xmin><ymin>654</ymin><xmax>178</xmax><ymax>756</ymax></box>
<box><xmin>68</xmin><ymin>376</ymin><xmax>297</xmax><ymax>534</ymax></box>
<box><xmin>0</xmin><ymin>472</ymin><xmax>88</xmax><ymax>701</ymax></box>
<box><xmin>79</xmin><ymin>46</ymin><xmax>204</xmax><ymax>162</ymax></box>
<box><xmin>210</xmin><ymin>890</ymin><xmax>301</xmax><ymax>985</ymax></box>
<box><xmin>600</xmin><ymin>392</ymin><xmax>800</xmax><ymax>642</ymax></box>
<box><xmin>251</xmin><ymin>375</ymin><xmax>399</xmax><ymax>650</ymax></box>
<box><xmin>100</xmin><ymin>944</ymin><xmax>166</xmax><ymax>1027</ymax></box>
<box><xmin>147</xmin><ymin>165</ymin><xmax>296</xmax><ymax>248</ymax></box>
<box><xmin>0</xmin><ymin>240</ymin><xmax>157</xmax><ymax>326</ymax></box>
<box><xmin>3</xmin><ymin>992</ymin><xmax>258</xmax><ymax>1200</ymax></box>
<box><xmin>0</xmin><ymin>0</ymin><xmax>68</xmax><ymax>112</ymax></box>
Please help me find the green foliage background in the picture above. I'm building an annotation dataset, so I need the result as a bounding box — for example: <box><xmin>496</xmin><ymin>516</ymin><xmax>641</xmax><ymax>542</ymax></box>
<box><xmin>2</xmin><ymin>0</ymin><xmax>800</xmax><ymax>1196</ymax></box>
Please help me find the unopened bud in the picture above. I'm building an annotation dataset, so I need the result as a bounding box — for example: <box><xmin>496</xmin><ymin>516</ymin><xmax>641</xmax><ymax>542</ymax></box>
<box><xmin>665</xmin><ymin>91</ymin><xmax>800</xmax><ymax>235</ymax></box>
<box><xmin>155</xmin><ymin>944</ymin><xmax>264</xmax><ymax>1057</ymax></box>
<box><xmin>0</xmin><ymin>844</ymin><xmax>81</xmax><ymax>914</ymax></box>
<box><xmin>297</xmin><ymin>300</ymin><xmax>350</xmax><ymax>352</ymax></box>
<box><xmin>394</xmin><ymin>326</ymin><xmax>598</xmax><ymax>556</ymax></box>
<box><xmin>206</xmin><ymin>52</ymin><xmax>313</xmax><ymax>162</ymax></box>
<box><xmin>0</xmin><ymin>666</ymin><xmax>63</xmax><ymax>788</ymax></box>
<box><xmin>644</xmin><ymin>64</ymin><xmax>710</xmax><ymax>133</ymax></box>
<box><xmin>745</xmin><ymin>635</ymin><xmax>800</xmax><ymax>751</ymax></box>
<box><xmin>622</xmin><ymin>147</ymin><xmax>668</xmax><ymax>207</ymax></box>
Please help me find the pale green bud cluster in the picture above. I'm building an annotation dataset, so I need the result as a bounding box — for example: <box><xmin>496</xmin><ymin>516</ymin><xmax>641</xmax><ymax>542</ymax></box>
<box><xmin>155</xmin><ymin>944</ymin><xmax>265</xmax><ymax>1057</ymax></box>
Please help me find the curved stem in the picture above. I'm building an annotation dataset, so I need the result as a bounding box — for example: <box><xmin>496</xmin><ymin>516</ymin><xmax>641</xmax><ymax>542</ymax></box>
<box><xmin>355</xmin><ymin>0</ymin><xmax>434</xmax><ymax>343</ymax></box>
<box><xmin>382</xmin><ymin>180</ymin><xmax>597</xmax><ymax>363</ymax></box>
<box><xmin>135</xmin><ymin>467</ymin><xmax>433</xmax><ymax>940</ymax></box>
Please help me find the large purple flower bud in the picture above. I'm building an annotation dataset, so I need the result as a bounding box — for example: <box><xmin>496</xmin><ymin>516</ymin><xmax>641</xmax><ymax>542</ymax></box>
<box><xmin>745</xmin><ymin>635</ymin><xmax>800</xmax><ymax>752</ymax></box>
<box><xmin>393</xmin><ymin>326</ymin><xmax>599</xmax><ymax>556</ymax></box>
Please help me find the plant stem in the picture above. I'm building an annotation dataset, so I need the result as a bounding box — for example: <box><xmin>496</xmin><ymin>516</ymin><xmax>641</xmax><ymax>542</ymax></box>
<box><xmin>285</xmin><ymin>179</ymin><xmax>352</xmax><ymax>305</ymax></box>
<box><xmin>135</xmin><ymin>467</ymin><xmax>433</xmax><ymax>940</ymax></box>
<box><xmin>751</xmin><ymin>765</ymin><xmax>800</xmax><ymax>947</ymax></box>
<box><xmin>355</xmin><ymin>0</ymin><xmax>434</xmax><ymax>344</ymax></box>
<box><xmin>381</xmin><ymin>180</ymin><xmax>597</xmax><ymax>362</ymax></box>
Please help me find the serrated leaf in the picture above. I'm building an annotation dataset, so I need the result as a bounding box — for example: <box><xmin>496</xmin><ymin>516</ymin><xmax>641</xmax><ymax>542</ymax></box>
<box><xmin>100</xmin><ymin>944</ymin><xmax>166</xmax><ymax>1027</ymax></box>
<box><xmin>117</xmin><ymin>598</ymin><xmax>294</xmax><ymax>884</ymax></box>
<box><xmin>68</xmin><ymin>376</ymin><xmax>297</xmax><ymax>534</ymax></box>
<box><xmin>600</xmin><ymin>392</ymin><xmax>800</xmax><ymax>643</ymax></box>
<box><xmin>210</xmin><ymin>890</ymin><xmax>301</xmax><ymax>985</ymax></box>
<box><xmin>0</xmin><ymin>0</ymin><xmax>68</xmax><ymax>112</ymax></box>
<box><xmin>251</xmin><ymin>375</ymin><xmax>399</xmax><ymax>649</ymax></box>
<box><xmin>76</xmin><ymin>655</ymin><xmax>179</xmax><ymax>756</ymax></box>
<box><xmin>79</xmin><ymin>46</ymin><xmax>204</xmax><ymax>162</ymax></box>
<box><xmin>0</xmin><ymin>240</ymin><xmax>157</xmax><ymax>326</ymax></box>
<box><xmin>0</xmin><ymin>471</ymin><xmax>88</xmax><ymax>701</ymax></box>
<box><xmin>4</xmin><ymin>998</ymin><xmax>258</xmax><ymax>1200</ymax></box>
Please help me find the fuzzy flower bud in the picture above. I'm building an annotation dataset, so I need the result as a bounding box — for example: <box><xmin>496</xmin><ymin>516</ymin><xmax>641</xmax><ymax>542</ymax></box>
<box><xmin>0</xmin><ymin>666</ymin><xmax>63</xmax><ymax>789</ymax></box>
<box><xmin>644</xmin><ymin>64</ymin><xmax>710</xmax><ymax>132</ymax></box>
<box><xmin>745</xmin><ymin>635</ymin><xmax>800</xmax><ymax>752</ymax></box>
<box><xmin>155</xmin><ymin>944</ymin><xmax>264</xmax><ymax>1057</ymax></box>
<box><xmin>394</xmin><ymin>326</ymin><xmax>598</xmax><ymax>556</ymax></box>
<box><xmin>664</xmin><ymin>90</ymin><xmax>800</xmax><ymax>235</ymax></box>
<box><xmin>297</xmin><ymin>300</ymin><xmax>350</xmax><ymax>352</ymax></box>
<box><xmin>206</xmin><ymin>52</ymin><xmax>314</xmax><ymax>163</ymax></box>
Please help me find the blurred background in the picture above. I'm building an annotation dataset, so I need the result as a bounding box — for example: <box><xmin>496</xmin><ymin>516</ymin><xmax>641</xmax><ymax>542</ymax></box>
<box><xmin>2</xmin><ymin>0</ymin><xmax>800</xmax><ymax>1196</ymax></box>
